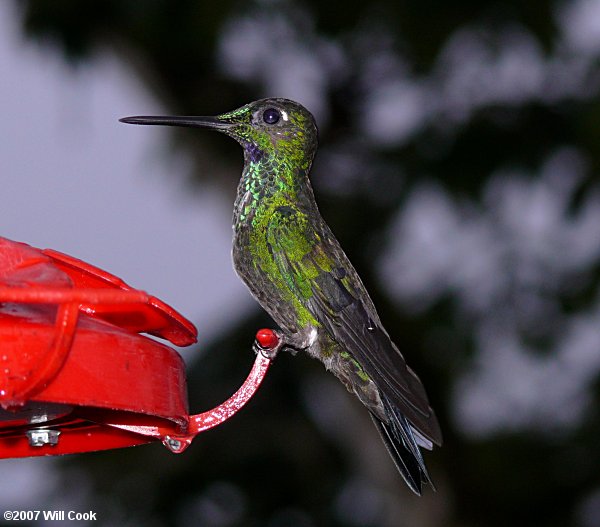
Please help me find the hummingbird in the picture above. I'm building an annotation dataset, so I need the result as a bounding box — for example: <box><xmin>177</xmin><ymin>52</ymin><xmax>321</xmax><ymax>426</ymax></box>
<box><xmin>120</xmin><ymin>98</ymin><xmax>442</xmax><ymax>494</ymax></box>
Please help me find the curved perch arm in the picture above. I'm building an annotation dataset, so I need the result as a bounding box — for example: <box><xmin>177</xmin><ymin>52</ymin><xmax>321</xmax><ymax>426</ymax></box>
<box><xmin>103</xmin><ymin>329</ymin><xmax>280</xmax><ymax>453</ymax></box>
<box><xmin>160</xmin><ymin>328</ymin><xmax>280</xmax><ymax>453</ymax></box>
<box><xmin>161</xmin><ymin>348</ymin><xmax>273</xmax><ymax>453</ymax></box>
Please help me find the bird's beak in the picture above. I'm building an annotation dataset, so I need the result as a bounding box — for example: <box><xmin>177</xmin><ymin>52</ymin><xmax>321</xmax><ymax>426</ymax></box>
<box><xmin>119</xmin><ymin>115</ymin><xmax>234</xmax><ymax>131</ymax></box>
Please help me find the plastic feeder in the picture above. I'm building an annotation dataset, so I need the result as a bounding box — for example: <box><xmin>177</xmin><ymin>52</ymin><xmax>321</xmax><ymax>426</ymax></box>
<box><xmin>0</xmin><ymin>237</ymin><xmax>277</xmax><ymax>457</ymax></box>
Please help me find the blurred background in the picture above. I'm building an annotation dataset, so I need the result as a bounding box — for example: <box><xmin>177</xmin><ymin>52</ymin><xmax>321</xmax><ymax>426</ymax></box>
<box><xmin>2</xmin><ymin>0</ymin><xmax>600</xmax><ymax>525</ymax></box>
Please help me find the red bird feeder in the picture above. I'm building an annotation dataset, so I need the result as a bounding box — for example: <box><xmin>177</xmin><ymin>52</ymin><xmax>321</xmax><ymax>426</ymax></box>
<box><xmin>0</xmin><ymin>237</ymin><xmax>278</xmax><ymax>457</ymax></box>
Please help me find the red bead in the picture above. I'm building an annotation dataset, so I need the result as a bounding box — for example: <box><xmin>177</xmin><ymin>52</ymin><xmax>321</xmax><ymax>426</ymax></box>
<box><xmin>255</xmin><ymin>328</ymin><xmax>279</xmax><ymax>349</ymax></box>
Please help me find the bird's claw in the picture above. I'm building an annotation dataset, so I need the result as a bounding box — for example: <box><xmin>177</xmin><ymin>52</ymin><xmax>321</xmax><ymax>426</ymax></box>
<box><xmin>253</xmin><ymin>328</ymin><xmax>305</xmax><ymax>359</ymax></box>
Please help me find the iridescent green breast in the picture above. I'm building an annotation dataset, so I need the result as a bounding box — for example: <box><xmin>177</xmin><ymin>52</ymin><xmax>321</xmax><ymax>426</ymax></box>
<box><xmin>234</xmin><ymin>189</ymin><xmax>321</xmax><ymax>331</ymax></box>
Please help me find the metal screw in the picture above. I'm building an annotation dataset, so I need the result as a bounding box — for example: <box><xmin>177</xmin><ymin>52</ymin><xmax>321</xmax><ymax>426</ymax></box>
<box><xmin>26</xmin><ymin>429</ymin><xmax>60</xmax><ymax>447</ymax></box>
<box><xmin>163</xmin><ymin>436</ymin><xmax>182</xmax><ymax>452</ymax></box>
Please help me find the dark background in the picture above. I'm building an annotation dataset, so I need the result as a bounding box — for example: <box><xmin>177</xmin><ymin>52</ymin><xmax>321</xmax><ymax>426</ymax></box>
<box><xmin>9</xmin><ymin>0</ymin><xmax>600</xmax><ymax>525</ymax></box>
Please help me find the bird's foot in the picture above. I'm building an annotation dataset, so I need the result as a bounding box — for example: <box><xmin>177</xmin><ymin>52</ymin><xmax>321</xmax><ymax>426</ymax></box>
<box><xmin>253</xmin><ymin>328</ymin><xmax>305</xmax><ymax>359</ymax></box>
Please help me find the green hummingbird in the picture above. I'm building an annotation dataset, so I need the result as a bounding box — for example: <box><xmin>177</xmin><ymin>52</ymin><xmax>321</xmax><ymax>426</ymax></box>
<box><xmin>120</xmin><ymin>98</ymin><xmax>442</xmax><ymax>494</ymax></box>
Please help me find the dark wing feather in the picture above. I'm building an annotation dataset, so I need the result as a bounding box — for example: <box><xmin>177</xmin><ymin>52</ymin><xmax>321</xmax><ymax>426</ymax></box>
<box><xmin>308</xmin><ymin>274</ymin><xmax>442</xmax><ymax>446</ymax></box>
<box><xmin>267</xmin><ymin>206</ymin><xmax>442</xmax><ymax>447</ymax></box>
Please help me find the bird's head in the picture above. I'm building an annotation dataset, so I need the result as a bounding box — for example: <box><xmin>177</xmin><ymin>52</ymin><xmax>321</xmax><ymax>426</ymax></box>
<box><xmin>120</xmin><ymin>98</ymin><xmax>319</xmax><ymax>169</ymax></box>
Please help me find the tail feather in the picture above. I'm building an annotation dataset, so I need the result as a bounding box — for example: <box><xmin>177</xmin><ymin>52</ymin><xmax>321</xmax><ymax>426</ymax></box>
<box><xmin>371</xmin><ymin>395</ymin><xmax>434</xmax><ymax>495</ymax></box>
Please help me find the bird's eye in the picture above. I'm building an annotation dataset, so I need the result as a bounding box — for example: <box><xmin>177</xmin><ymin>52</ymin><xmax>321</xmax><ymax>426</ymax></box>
<box><xmin>262</xmin><ymin>108</ymin><xmax>281</xmax><ymax>125</ymax></box>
